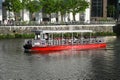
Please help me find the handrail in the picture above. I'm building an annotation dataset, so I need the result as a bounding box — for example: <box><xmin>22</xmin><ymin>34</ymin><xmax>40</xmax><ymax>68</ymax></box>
<box><xmin>0</xmin><ymin>21</ymin><xmax>116</xmax><ymax>26</ymax></box>
<box><xmin>30</xmin><ymin>37</ymin><xmax>105</xmax><ymax>47</ymax></box>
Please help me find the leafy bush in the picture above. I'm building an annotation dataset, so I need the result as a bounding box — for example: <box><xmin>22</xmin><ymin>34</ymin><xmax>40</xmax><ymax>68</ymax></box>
<box><xmin>21</xmin><ymin>34</ymin><xmax>35</xmax><ymax>38</ymax></box>
<box><xmin>92</xmin><ymin>32</ymin><xmax>116</xmax><ymax>36</ymax></box>
<box><xmin>0</xmin><ymin>32</ymin><xmax>116</xmax><ymax>39</ymax></box>
<box><xmin>5</xmin><ymin>34</ymin><xmax>15</xmax><ymax>39</ymax></box>
<box><xmin>0</xmin><ymin>34</ymin><xmax>15</xmax><ymax>39</ymax></box>
<box><xmin>15</xmin><ymin>34</ymin><xmax>22</xmax><ymax>38</ymax></box>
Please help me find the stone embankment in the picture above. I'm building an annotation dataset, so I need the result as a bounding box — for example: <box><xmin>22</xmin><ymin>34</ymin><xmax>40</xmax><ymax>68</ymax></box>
<box><xmin>0</xmin><ymin>24</ymin><xmax>115</xmax><ymax>34</ymax></box>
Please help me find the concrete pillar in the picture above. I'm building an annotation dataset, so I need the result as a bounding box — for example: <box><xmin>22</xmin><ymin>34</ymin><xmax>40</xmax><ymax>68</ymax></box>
<box><xmin>75</xmin><ymin>13</ymin><xmax>80</xmax><ymax>21</ymax></box>
<box><xmin>103</xmin><ymin>0</ymin><xmax>107</xmax><ymax>18</ymax></box>
<box><xmin>22</xmin><ymin>9</ymin><xmax>30</xmax><ymax>21</ymax></box>
<box><xmin>84</xmin><ymin>0</ymin><xmax>91</xmax><ymax>23</ymax></box>
<box><xmin>0</xmin><ymin>0</ymin><xmax>2</xmax><ymax>21</ymax></box>
<box><xmin>64</xmin><ymin>13</ymin><xmax>69</xmax><ymax>22</ymax></box>
<box><xmin>35</xmin><ymin>11</ymin><xmax>42</xmax><ymax>24</ymax></box>
<box><xmin>69</xmin><ymin>12</ymin><xmax>73</xmax><ymax>21</ymax></box>
<box><xmin>58</xmin><ymin>12</ymin><xmax>61</xmax><ymax>22</ymax></box>
<box><xmin>50</xmin><ymin>13</ymin><xmax>56</xmax><ymax>23</ymax></box>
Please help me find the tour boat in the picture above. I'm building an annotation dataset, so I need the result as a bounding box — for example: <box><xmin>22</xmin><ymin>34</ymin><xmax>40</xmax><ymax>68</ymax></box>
<box><xmin>23</xmin><ymin>30</ymin><xmax>106</xmax><ymax>53</ymax></box>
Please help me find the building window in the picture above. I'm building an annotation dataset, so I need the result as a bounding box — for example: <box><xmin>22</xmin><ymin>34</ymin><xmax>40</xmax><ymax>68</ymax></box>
<box><xmin>0</xmin><ymin>0</ymin><xmax>2</xmax><ymax>9</ymax></box>
<box><xmin>91</xmin><ymin>0</ymin><xmax>103</xmax><ymax>17</ymax></box>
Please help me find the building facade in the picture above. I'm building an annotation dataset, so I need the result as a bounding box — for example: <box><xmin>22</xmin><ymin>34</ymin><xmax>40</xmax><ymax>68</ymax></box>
<box><xmin>91</xmin><ymin>0</ymin><xmax>107</xmax><ymax>20</ymax></box>
<box><xmin>117</xmin><ymin>0</ymin><xmax>120</xmax><ymax>20</ymax></box>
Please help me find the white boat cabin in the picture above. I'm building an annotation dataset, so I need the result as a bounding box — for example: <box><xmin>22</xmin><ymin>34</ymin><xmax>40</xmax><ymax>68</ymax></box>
<box><xmin>28</xmin><ymin>30</ymin><xmax>105</xmax><ymax>47</ymax></box>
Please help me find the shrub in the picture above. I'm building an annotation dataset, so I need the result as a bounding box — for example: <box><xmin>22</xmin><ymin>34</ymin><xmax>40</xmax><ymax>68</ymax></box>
<box><xmin>15</xmin><ymin>34</ymin><xmax>22</xmax><ymax>38</ymax></box>
<box><xmin>21</xmin><ymin>34</ymin><xmax>35</xmax><ymax>38</ymax></box>
<box><xmin>0</xmin><ymin>32</ymin><xmax>116</xmax><ymax>39</ymax></box>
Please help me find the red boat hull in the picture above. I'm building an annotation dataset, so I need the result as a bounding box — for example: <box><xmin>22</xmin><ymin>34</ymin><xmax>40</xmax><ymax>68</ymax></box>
<box><xmin>30</xmin><ymin>43</ymin><xmax>106</xmax><ymax>53</ymax></box>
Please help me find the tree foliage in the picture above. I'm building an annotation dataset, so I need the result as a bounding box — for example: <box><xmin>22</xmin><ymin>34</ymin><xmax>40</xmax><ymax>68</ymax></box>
<box><xmin>54</xmin><ymin>0</ymin><xmax>68</xmax><ymax>21</ymax></box>
<box><xmin>26</xmin><ymin>0</ymin><xmax>42</xmax><ymax>21</ymax></box>
<box><xmin>3</xmin><ymin>0</ymin><xmax>23</xmax><ymax>20</ymax></box>
<box><xmin>67</xmin><ymin>0</ymin><xmax>89</xmax><ymax>21</ymax></box>
<box><xmin>41</xmin><ymin>0</ymin><xmax>57</xmax><ymax>14</ymax></box>
<box><xmin>41</xmin><ymin>0</ymin><xmax>89</xmax><ymax>21</ymax></box>
<box><xmin>3</xmin><ymin>0</ymin><xmax>89</xmax><ymax>21</ymax></box>
<box><xmin>3</xmin><ymin>0</ymin><xmax>23</xmax><ymax>13</ymax></box>
<box><xmin>26</xmin><ymin>0</ymin><xmax>42</xmax><ymax>14</ymax></box>
<box><xmin>21</xmin><ymin>0</ymin><xmax>30</xmax><ymax>8</ymax></box>
<box><xmin>107</xmin><ymin>5</ymin><xmax>116</xmax><ymax>17</ymax></box>
<box><xmin>3</xmin><ymin>0</ymin><xmax>23</xmax><ymax>12</ymax></box>
<box><xmin>56</xmin><ymin>0</ymin><xmax>68</xmax><ymax>15</ymax></box>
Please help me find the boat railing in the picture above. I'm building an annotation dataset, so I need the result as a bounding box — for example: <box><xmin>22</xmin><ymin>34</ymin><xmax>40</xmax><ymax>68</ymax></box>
<box><xmin>29</xmin><ymin>37</ymin><xmax>105</xmax><ymax>47</ymax></box>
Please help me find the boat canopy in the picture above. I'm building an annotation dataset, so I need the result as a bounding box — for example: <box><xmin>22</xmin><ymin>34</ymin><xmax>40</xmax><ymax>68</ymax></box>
<box><xmin>32</xmin><ymin>30</ymin><xmax>93</xmax><ymax>34</ymax></box>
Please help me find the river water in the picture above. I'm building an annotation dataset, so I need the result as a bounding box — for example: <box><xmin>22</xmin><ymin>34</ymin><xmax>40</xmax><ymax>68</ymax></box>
<box><xmin>0</xmin><ymin>38</ymin><xmax>120</xmax><ymax>80</ymax></box>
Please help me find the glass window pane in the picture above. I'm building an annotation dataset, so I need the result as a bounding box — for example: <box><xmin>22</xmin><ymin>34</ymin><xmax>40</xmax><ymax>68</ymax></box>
<box><xmin>91</xmin><ymin>0</ymin><xmax>103</xmax><ymax>17</ymax></box>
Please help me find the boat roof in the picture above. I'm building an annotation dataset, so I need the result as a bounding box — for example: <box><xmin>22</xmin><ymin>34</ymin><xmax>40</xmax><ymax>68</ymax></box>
<box><xmin>32</xmin><ymin>30</ymin><xmax>93</xmax><ymax>33</ymax></box>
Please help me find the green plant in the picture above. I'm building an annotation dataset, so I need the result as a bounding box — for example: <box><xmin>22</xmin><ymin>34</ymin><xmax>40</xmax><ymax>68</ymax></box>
<box><xmin>21</xmin><ymin>33</ymin><xmax>35</xmax><ymax>38</ymax></box>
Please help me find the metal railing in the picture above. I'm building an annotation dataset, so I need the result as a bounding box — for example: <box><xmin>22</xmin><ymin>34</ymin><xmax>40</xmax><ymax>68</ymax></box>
<box><xmin>0</xmin><ymin>20</ymin><xmax>116</xmax><ymax>26</ymax></box>
<box><xmin>27</xmin><ymin>37</ymin><xmax>105</xmax><ymax>47</ymax></box>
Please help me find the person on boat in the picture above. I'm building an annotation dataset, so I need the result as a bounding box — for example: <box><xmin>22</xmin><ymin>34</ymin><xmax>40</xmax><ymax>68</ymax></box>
<box><xmin>73</xmin><ymin>36</ymin><xmax>78</xmax><ymax>43</ymax></box>
<box><xmin>23</xmin><ymin>40</ymin><xmax>32</xmax><ymax>49</ymax></box>
<box><xmin>44</xmin><ymin>33</ymin><xmax>49</xmax><ymax>40</ymax></box>
<box><xmin>27</xmin><ymin>40</ymin><xmax>32</xmax><ymax>45</ymax></box>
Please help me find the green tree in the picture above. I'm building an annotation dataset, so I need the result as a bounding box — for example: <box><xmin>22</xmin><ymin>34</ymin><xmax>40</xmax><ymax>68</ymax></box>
<box><xmin>67</xmin><ymin>0</ymin><xmax>89</xmax><ymax>21</ymax></box>
<box><xmin>26</xmin><ymin>0</ymin><xmax>42</xmax><ymax>21</ymax></box>
<box><xmin>41</xmin><ymin>0</ymin><xmax>69</xmax><ymax>22</ymax></box>
<box><xmin>3</xmin><ymin>0</ymin><xmax>23</xmax><ymax>21</ymax></box>
<box><xmin>56</xmin><ymin>0</ymin><xmax>68</xmax><ymax>22</ymax></box>
<box><xmin>107</xmin><ymin>5</ymin><xmax>116</xmax><ymax>18</ymax></box>
<box><xmin>41</xmin><ymin>0</ymin><xmax>57</xmax><ymax>21</ymax></box>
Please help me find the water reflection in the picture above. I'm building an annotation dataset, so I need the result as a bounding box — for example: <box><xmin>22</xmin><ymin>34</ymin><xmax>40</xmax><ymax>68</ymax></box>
<box><xmin>0</xmin><ymin>38</ymin><xmax>120</xmax><ymax>80</ymax></box>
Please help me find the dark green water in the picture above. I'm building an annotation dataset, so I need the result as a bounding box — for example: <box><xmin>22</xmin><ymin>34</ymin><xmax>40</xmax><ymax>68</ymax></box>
<box><xmin>0</xmin><ymin>38</ymin><xmax>120</xmax><ymax>80</ymax></box>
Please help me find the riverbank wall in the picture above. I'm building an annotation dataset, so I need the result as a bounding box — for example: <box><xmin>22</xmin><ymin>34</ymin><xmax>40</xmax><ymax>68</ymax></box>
<box><xmin>0</xmin><ymin>24</ymin><xmax>115</xmax><ymax>34</ymax></box>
